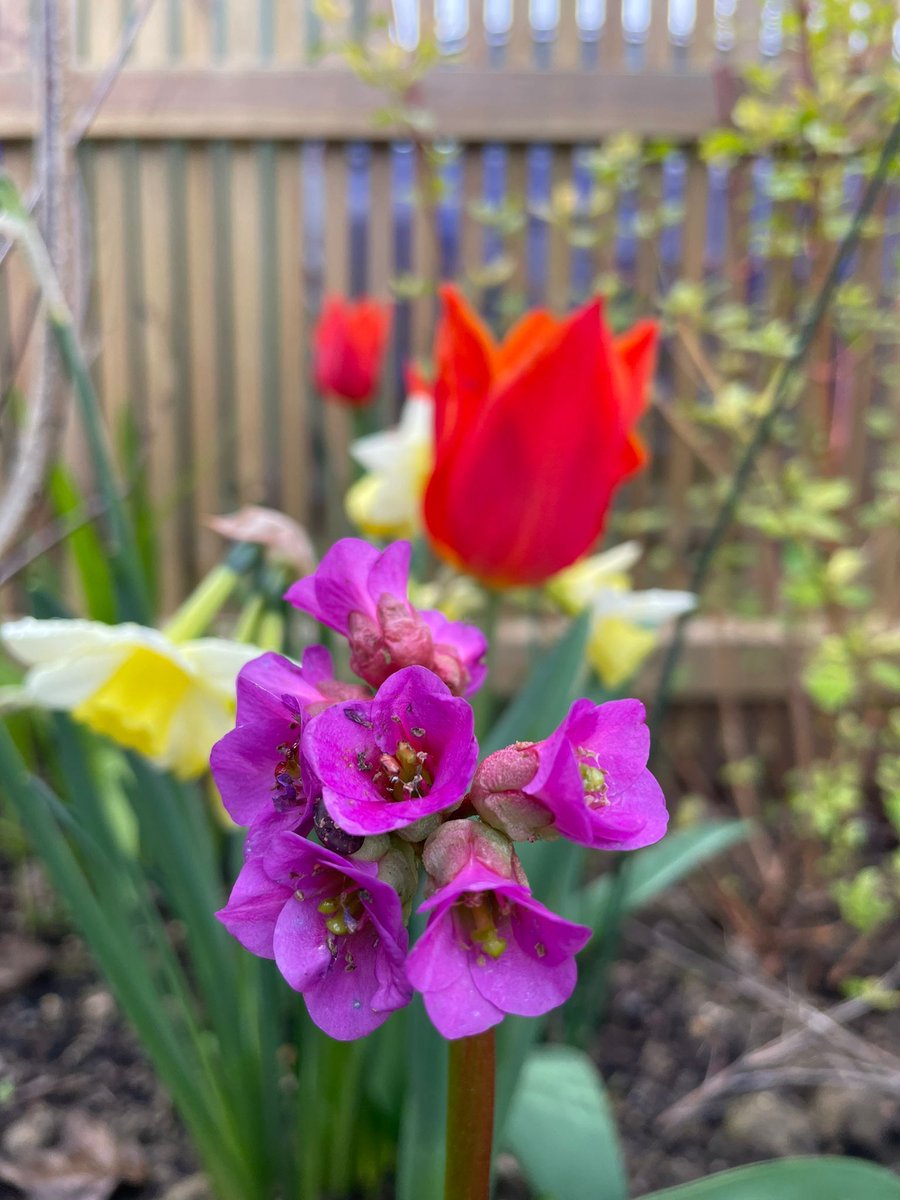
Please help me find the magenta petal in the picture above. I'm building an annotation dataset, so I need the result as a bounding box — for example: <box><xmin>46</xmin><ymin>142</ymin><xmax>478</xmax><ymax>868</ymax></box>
<box><xmin>470</xmin><ymin>935</ymin><xmax>578</xmax><ymax>1018</ymax></box>
<box><xmin>273</xmin><ymin>893</ymin><xmax>334</xmax><ymax>992</ymax></box>
<box><xmin>405</xmin><ymin>906</ymin><xmax>467</xmax><ymax>994</ymax></box>
<box><xmin>506</xmin><ymin>894</ymin><xmax>592</xmax><ymax>967</ymax></box>
<box><xmin>211</xmin><ymin>717</ymin><xmax>286</xmax><ymax>825</ymax></box>
<box><xmin>584</xmin><ymin>768</ymin><xmax>668</xmax><ymax>850</ymax></box>
<box><xmin>422</xmin><ymin>965</ymin><xmax>505</xmax><ymax>1040</ymax></box>
<box><xmin>216</xmin><ymin>858</ymin><xmax>290</xmax><ymax>958</ymax></box>
<box><xmin>566</xmin><ymin>697</ymin><xmax>650</xmax><ymax>789</ymax></box>
<box><xmin>306</xmin><ymin>666</ymin><xmax>477</xmax><ymax>837</ymax></box>
<box><xmin>236</xmin><ymin>651</ymin><xmax>322</xmax><ymax>716</ymax></box>
<box><xmin>243</xmin><ymin>805</ymin><xmax>313</xmax><ymax>860</ymax></box>
<box><xmin>304</xmin><ymin>941</ymin><xmax>391</xmax><ymax>1040</ymax></box>
<box><xmin>368</xmin><ymin>540</ymin><xmax>412</xmax><ymax>605</ymax></box>
<box><xmin>420</xmin><ymin>609</ymin><xmax>489</xmax><ymax>696</ymax></box>
<box><xmin>300</xmin><ymin>644</ymin><xmax>337</xmax><ymax>687</ymax></box>
<box><xmin>285</xmin><ymin>539</ymin><xmax>382</xmax><ymax>631</ymax></box>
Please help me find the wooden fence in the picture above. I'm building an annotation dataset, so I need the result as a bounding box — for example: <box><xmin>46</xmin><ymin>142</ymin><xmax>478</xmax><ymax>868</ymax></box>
<box><xmin>0</xmin><ymin>0</ymin><xmax>896</xmax><ymax>634</ymax></box>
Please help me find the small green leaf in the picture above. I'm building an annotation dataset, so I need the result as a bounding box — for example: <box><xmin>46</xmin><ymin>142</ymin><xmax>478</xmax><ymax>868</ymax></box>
<box><xmin>639</xmin><ymin>1156</ymin><xmax>900</xmax><ymax>1199</ymax></box>
<box><xmin>504</xmin><ymin>1046</ymin><xmax>626</xmax><ymax>1200</ymax></box>
<box><xmin>581</xmin><ymin>820</ymin><xmax>752</xmax><ymax>926</ymax></box>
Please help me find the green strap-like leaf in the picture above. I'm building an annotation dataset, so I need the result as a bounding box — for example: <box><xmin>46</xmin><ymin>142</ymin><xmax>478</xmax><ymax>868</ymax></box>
<box><xmin>482</xmin><ymin>611</ymin><xmax>591</xmax><ymax>756</ymax></box>
<box><xmin>638</xmin><ymin>1157</ymin><xmax>900</xmax><ymax>1200</ymax></box>
<box><xmin>504</xmin><ymin>1045</ymin><xmax>627</xmax><ymax>1200</ymax></box>
<box><xmin>580</xmin><ymin>819</ymin><xmax>753</xmax><ymax>928</ymax></box>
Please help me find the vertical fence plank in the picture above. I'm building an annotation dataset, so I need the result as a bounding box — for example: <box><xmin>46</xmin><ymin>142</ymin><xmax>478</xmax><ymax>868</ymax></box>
<box><xmin>165</xmin><ymin>141</ymin><xmax>197</xmax><ymax>588</ymax></box>
<box><xmin>229</xmin><ymin>144</ymin><xmax>266</xmax><ymax>509</ymax></box>
<box><xmin>90</xmin><ymin>146</ymin><xmax>129</xmax><ymax>427</ymax></box>
<box><xmin>321</xmin><ymin>143</ymin><xmax>352</xmax><ymax>541</ymax></box>
<box><xmin>138</xmin><ymin>141</ymin><xmax>182</xmax><ymax>612</ymax></box>
<box><xmin>185</xmin><ymin>145</ymin><xmax>222</xmax><ymax>573</ymax></box>
<box><xmin>369</xmin><ymin>144</ymin><xmax>396</xmax><ymax>418</ymax></box>
<box><xmin>181</xmin><ymin>0</ymin><xmax>213</xmax><ymax>63</ymax></box>
<box><xmin>554</xmin><ymin>3</ymin><xmax>581</xmax><ymax>69</ymax></box>
<box><xmin>276</xmin><ymin>143</ymin><xmax>310</xmax><ymax>527</ymax></box>
<box><xmin>546</xmin><ymin>146</ymin><xmax>571</xmax><ymax>312</ymax></box>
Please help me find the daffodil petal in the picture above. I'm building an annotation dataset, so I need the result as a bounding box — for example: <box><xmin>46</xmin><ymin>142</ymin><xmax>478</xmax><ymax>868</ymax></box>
<box><xmin>588</xmin><ymin>617</ymin><xmax>658</xmax><ymax>689</ymax></box>
<box><xmin>0</xmin><ymin>617</ymin><xmax>168</xmax><ymax>665</ymax></box>
<box><xmin>162</xmin><ymin>687</ymin><xmax>237</xmax><ymax>779</ymax></box>
<box><xmin>179</xmin><ymin>639</ymin><xmax>262</xmax><ymax>697</ymax></box>
<box><xmin>22</xmin><ymin>652</ymin><xmax>129</xmax><ymax>709</ymax></box>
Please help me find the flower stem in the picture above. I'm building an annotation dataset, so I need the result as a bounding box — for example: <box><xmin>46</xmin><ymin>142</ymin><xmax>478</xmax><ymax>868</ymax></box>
<box><xmin>444</xmin><ymin>1030</ymin><xmax>496</xmax><ymax>1200</ymax></box>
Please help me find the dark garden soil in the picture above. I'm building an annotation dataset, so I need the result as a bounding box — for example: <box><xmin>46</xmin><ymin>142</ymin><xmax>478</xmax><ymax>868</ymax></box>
<box><xmin>1</xmin><ymin>856</ymin><xmax>898</xmax><ymax>1200</ymax></box>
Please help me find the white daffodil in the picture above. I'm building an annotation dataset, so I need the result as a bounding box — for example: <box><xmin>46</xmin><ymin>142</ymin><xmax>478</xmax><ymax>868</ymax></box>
<box><xmin>546</xmin><ymin>541</ymin><xmax>643</xmax><ymax>614</ymax></box>
<box><xmin>547</xmin><ymin>544</ymin><xmax>696</xmax><ymax>689</ymax></box>
<box><xmin>345</xmin><ymin>390</ymin><xmax>434</xmax><ymax>540</ymax></box>
<box><xmin>1</xmin><ymin>617</ymin><xmax>260</xmax><ymax>779</ymax></box>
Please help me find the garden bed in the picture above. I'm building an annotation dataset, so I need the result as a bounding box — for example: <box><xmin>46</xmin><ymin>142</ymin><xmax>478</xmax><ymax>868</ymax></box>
<box><xmin>3</xmin><ymin>857</ymin><xmax>897</xmax><ymax>1200</ymax></box>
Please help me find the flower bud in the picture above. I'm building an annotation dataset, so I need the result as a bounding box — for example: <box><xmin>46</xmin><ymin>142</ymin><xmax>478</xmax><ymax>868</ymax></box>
<box><xmin>395</xmin><ymin>811</ymin><xmax>445</xmax><ymax>844</ymax></box>
<box><xmin>375</xmin><ymin>838</ymin><xmax>419</xmax><ymax>905</ymax></box>
<box><xmin>470</xmin><ymin>743</ymin><xmax>555</xmax><ymax>842</ymax></box>
<box><xmin>422</xmin><ymin>818</ymin><xmax>526</xmax><ymax>890</ymax></box>
<box><xmin>350</xmin><ymin>834</ymin><xmax>392</xmax><ymax>862</ymax></box>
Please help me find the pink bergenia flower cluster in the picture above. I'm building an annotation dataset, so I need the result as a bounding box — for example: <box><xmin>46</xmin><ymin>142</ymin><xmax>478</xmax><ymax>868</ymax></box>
<box><xmin>212</xmin><ymin>538</ymin><xmax>667</xmax><ymax>1041</ymax></box>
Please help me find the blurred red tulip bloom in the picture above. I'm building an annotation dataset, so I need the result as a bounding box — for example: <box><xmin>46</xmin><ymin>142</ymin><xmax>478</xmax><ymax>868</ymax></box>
<box><xmin>313</xmin><ymin>295</ymin><xmax>391</xmax><ymax>405</ymax></box>
<box><xmin>423</xmin><ymin>285</ymin><xmax>657</xmax><ymax>587</ymax></box>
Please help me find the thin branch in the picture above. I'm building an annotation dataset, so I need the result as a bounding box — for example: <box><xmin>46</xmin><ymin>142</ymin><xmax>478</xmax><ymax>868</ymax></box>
<box><xmin>66</xmin><ymin>0</ymin><xmax>158</xmax><ymax>146</ymax></box>
<box><xmin>0</xmin><ymin>0</ymin><xmax>68</xmax><ymax>565</ymax></box>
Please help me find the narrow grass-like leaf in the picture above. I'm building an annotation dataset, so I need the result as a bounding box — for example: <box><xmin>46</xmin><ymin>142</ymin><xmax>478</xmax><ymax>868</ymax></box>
<box><xmin>0</xmin><ymin>723</ymin><xmax>253</xmax><ymax>1200</ymax></box>
<box><xmin>504</xmin><ymin>1045</ymin><xmax>627</xmax><ymax>1200</ymax></box>
<box><xmin>396</xmin><ymin>999</ymin><xmax>448</xmax><ymax>1200</ymax></box>
<box><xmin>47</xmin><ymin>464</ymin><xmax>117</xmax><ymax>623</ymax></box>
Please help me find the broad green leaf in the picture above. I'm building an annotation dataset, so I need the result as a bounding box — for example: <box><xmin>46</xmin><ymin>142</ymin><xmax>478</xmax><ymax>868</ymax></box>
<box><xmin>639</xmin><ymin>1157</ymin><xmax>900</xmax><ymax>1199</ymax></box>
<box><xmin>482</xmin><ymin>611</ymin><xmax>591</xmax><ymax>756</ymax></box>
<box><xmin>504</xmin><ymin>1046</ymin><xmax>626</xmax><ymax>1200</ymax></box>
<box><xmin>581</xmin><ymin>820</ymin><xmax>752</xmax><ymax>927</ymax></box>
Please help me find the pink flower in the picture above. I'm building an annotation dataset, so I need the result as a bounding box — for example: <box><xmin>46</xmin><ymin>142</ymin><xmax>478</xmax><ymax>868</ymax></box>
<box><xmin>302</xmin><ymin>665</ymin><xmax>478</xmax><ymax>837</ymax></box>
<box><xmin>406</xmin><ymin>821</ymin><xmax>591</xmax><ymax>1039</ymax></box>
<box><xmin>472</xmin><ymin>699</ymin><xmax>667</xmax><ymax>850</ymax></box>
<box><xmin>210</xmin><ymin>648</ymin><xmax>367</xmax><ymax>854</ymax></box>
<box><xmin>284</xmin><ymin>539</ymin><xmax>487</xmax><ymax>697</ymax></box>
<box><xmin>217</xmin><ymin>832</ymin><xmax>411</xmax><ymax>1040</ymax></box>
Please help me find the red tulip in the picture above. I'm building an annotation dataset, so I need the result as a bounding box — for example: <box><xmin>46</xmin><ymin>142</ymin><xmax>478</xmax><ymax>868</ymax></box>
<box><xmin>313</xmin><ymin>295</ymin><xmax>391</xmax><ymax>405</ymax></box>
<box><xmin>423</xmin><ymin>286</ymin><xmax>657</xmax><ymax>587</ymax></box>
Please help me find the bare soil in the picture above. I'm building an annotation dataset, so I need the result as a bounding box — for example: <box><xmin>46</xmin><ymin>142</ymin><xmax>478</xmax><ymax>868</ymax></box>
<box><xmin>1</xmin><ymin>858</ymin><xmax>898</xmax><ymax>1200</ymax></box>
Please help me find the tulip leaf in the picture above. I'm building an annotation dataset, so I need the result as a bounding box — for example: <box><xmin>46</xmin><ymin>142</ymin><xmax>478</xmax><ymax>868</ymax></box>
<box><xmin>504</xmin><ymin>1045</ymin><xmax>627</xmax><ymax>1200</ymax></box>
<box><xmin>638</xmin><ymin>1158</ymin><xmax>900</xmax><ymax>1200</ymax></box>
<box><xmin>579</xmin><ymin>819</ymin><xmax>753</xmax><ymax>927</ymax></box>
<box><xmin>482</xmin><ymin>611</ymin><xmax>591</xmax><ymax>756</ymax></box>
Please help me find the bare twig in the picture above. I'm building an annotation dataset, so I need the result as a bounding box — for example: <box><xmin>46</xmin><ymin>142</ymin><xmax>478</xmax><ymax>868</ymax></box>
<box><xmin>66</xmin><ymin>0</ymin><xmax>157</xmax><ymax>146</ymax></box>
<box><xmin>0</xmin><ymin>0</ymin><xmax>68</xmax><ymax>565</ymax></box>
<box><xmin>626</xmin><ymin>922</ymin><xmax>900</xmax><ymax>1125</ymax></box>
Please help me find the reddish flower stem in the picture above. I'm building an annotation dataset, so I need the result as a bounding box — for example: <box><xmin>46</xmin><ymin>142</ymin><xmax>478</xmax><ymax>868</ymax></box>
<box><xmin>444</xmin><ymin>1029</ymin><xmax>496</xmax><ymax>1200</ymax></box>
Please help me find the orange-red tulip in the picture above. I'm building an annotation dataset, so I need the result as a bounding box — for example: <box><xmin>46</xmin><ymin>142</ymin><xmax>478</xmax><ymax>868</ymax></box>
<box><xmin>313</xmin><ymin>295</ymin><xmax>391</xmax><ymax>405</ymax></box>
<box><xmin>423</xmin><ymin>286</ymin><xmax>657</xmax><ymax>587</ymax></box>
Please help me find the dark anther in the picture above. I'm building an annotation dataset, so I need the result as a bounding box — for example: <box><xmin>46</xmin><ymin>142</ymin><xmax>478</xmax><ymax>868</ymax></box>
<box><xmin>313</xmin><ymin>799</ymin><xmax>364</xmax><ymax>856</ymax></box>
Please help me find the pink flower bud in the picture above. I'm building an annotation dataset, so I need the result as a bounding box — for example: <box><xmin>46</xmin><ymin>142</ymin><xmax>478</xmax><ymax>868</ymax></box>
<box><xmin>422</xmin><ymin>818</ymin><xmax>526</xmax><ymax>890</ymax></box>
<box><xmin>470</xmin><ymin>744</ymin><xmax>555</xmax><ymax>842</ymax></box>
